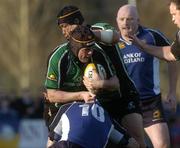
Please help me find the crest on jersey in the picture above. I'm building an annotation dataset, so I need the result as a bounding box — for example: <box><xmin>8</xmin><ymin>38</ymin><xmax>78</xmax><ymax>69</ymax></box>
<box><xmin>118</xmin><ymin>42</ymin><xmax>125</xmax><ymax>49</ymax></box>
<box><xmin>47</xmin><ymin>74</ymin><xmax>57</xmax><ymax>81</ymax></box>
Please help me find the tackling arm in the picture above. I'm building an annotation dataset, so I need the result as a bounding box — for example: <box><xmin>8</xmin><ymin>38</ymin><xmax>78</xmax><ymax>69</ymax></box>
<box><xmin>130</xmin><ymin>35</ymin><xmax>177</xmax><ymax>61</ymax></box>
<box><xmin>46</xmin><ymin>89</ymin><xmax>95</xmax><ymax>103</ymax></box>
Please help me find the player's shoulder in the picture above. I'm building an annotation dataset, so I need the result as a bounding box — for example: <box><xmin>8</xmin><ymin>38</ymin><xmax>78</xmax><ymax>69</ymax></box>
<box><xmin>141</xmin><ymin>26</ymin><xmax>170</xmax><ymax>44</ymax></box>
<box><xmin>143</xmin><ymin>26</ymin><xmax>165</xmax><ymax>37</ymax></box>
<box><xmin>52</xmin><ymin>42</ymin><xmax>69</xmax><ymax>55</ymax></box>
<box><xmin>49</xmin><ymin>42</ymin><xmax>69</xmax><ymax>61</ymax></box>
<box><xmin>93</xmin><ymin>44</ymin><xmax>110</xmax><ymax>60</ymax></box>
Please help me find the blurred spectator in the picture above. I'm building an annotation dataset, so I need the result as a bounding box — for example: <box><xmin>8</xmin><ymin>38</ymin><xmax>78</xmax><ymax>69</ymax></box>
<box><xmin>0</xmin><ymin>96</ymin><xmax>20</xmax><ymax>140</ymax></box>
<box><xmin>29</xmin><ymin>93</ymin><xmax>44</xmax><ymax>119</ymax></box>
<box><xmin>10</xmin><ymin>89</ymin><xmax>35</xmax><ymax>119</ymax></box>
<box><xmin>10</xmin><ymin>89</ymin><xmax>44</xmax><ymax>119</ymax></box>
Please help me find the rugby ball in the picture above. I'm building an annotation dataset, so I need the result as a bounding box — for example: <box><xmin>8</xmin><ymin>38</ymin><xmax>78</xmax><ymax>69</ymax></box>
<box><xmin>84</xmin><ymin>63</ymin><xmax>107</xmax><ymax>94</ymax></box>
<box><xmin>84</xmin><ymin>63</ymin><xmax>107</xmax><ymax>80</ymax></box>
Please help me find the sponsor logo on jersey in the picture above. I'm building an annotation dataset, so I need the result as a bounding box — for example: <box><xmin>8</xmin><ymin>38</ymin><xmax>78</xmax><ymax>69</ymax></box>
<box><xmin>47</xmin><ymin>74</ymin><xmax>57</xmax><ymax>81</ymax></box>
<box><xmin>123</xmin><ymin>52</ymin><xmax>145</xmax><ymax>63</ymax></box>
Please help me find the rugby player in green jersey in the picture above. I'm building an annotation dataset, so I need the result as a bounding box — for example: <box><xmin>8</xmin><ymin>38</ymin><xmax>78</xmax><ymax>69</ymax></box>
<box><xmin>44</xmin><ymin>5</ymin><xmax>144</xmax><ymax>148</ymax></box>
<box><xmin>49</xmin><ymin>24</ymin><xmax>140</xmax><ymax>148</ymax></box>
<box><xmin>44</xmin><ymin>5</ymin><xmax>134</xmax><ymax>148</ymax></box>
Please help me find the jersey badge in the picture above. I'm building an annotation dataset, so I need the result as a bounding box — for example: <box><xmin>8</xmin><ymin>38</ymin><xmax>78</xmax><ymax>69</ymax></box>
<box><xmin>47</xmin><ymin>74</ymin><xmax>57</xmax><ymax>81</ymax></box>
<box><xmin>118</xmin><ymin>42</ymin><xmax>125</xmax><ymax>49</ymax></box>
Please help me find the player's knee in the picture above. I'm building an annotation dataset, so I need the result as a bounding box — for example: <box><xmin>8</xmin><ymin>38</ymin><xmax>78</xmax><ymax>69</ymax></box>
<box><xmin>46</xmin><ymin>137</ymin><xmax>54</xmax><ymax>148</ymax></box>
<box><xmin>153</xmin><ymin>140</ymin><xmax>170</xmax><ymax>148</ymax></box>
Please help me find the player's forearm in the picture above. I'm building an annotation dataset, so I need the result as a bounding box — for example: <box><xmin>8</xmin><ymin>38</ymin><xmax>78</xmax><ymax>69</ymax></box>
<box><xmin>138</xmin><ymin>41</ymin><xmax>176</xmax><ymax>61</ymax></box>
<box><xmin>160</xmin><ymin>46</ymin><xmax>177</xmax><ymax>61</ymax></box>
<box><xmin>101</xmin><ymin>76</ymin><xmax>120</xmax><ymax>90</ymax></box>
<box><xmin>138</xmin><ymin>40</ymin><xmax>163</xmax><ymax>59</ymax></box>
<box><xmin>46</xmin><ymin>89</ymin><xmax>82</xmax><ymax>103</ymax></box>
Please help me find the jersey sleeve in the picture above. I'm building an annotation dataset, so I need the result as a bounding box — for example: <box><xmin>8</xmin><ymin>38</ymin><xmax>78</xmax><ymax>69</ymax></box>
<box><xmin>45</xmin><ymin>53</ymin><xmax>60</xmax><ymax>89</ymax></box>
<box><xmin>45</xmin><ymin>44</ymin><xmax>68</xmax><ymax>89</ymax></box>
<box><xmin>148</xmin><ymin>29</ymin><xmax>170</xmax><ymax>46</ymax></box>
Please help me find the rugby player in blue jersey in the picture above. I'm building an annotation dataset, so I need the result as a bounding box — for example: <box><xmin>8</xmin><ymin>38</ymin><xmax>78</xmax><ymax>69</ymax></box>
<box><xmin>129</xmin><ymin>0</ymin><xmax>180</xmax><ymax>61</ymax></box>
<box><xmin>116</xmin><ymin>4</ymin><xmax>178</xmax><ymax>148</ymax></box>
<box><xmin>48</xmin><ymin>100</ymin><xmax>138</xmax><ymax>148</ymax></box>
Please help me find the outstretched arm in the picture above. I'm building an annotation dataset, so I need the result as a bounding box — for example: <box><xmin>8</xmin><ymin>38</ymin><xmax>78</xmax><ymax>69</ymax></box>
<box><xmin>46</xmin><ymin>89</ymin><xmax>95</xmax><ymax>103</ymax></box>
<box><xmin>130</xmin><ymin>35</ymin><xmax>177</xmax><ymax>61</ymax></box>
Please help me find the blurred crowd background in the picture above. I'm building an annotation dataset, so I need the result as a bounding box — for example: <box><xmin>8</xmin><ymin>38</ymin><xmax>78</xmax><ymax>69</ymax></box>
<box><xmin>0</xmin><ymin>0</ymin><xmax>179</xmax><ymax>147</ymax></box>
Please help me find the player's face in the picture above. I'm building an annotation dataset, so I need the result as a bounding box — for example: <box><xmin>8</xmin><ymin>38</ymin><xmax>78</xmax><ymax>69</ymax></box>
<box><xmin>78</xmin><ymin>47</ymin><xmax>93</xmax><ymax>63</ymax></box>
<box><xmin>170</xmin><ymin>2</ymin><xmax>180</xmax><ymax>28</ymax></box>
<box><xmin>59</xmin><ymin>23</ymin><xmax>78</xmax><ymax>39</ymax></box>
<box><xmin>116</xmin><ymin>8</ymin><xmax>139</xmax><ymax>39</ymax></box>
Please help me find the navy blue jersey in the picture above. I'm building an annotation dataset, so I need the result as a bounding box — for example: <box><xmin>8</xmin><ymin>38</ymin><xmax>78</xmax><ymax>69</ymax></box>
<box><xmin>119</xmin><ymin>26</ymin><xmax>170</xmax><ymax>100</ymax></box>
<box><xmin>49</xmin><ymin>101</ymin><xmax>113</xmax><ymax>148</ymax></box>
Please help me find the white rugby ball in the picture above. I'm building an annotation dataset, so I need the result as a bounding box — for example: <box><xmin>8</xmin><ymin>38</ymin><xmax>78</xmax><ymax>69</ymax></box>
<box><xmin>84</xmin><ymin>63</ymin><xmax>107</xmax><ymax>80</ymax></box>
